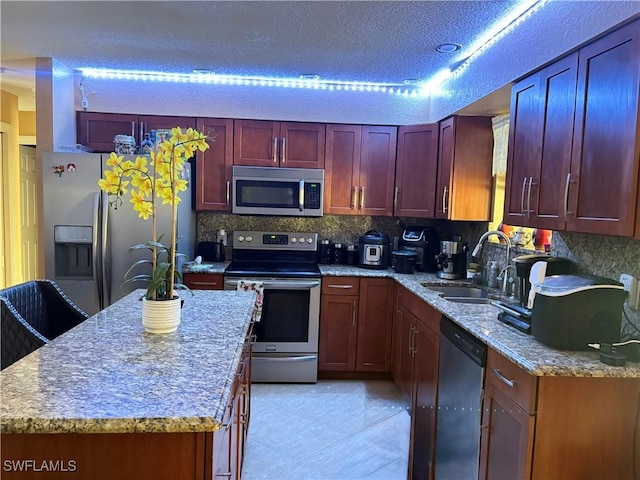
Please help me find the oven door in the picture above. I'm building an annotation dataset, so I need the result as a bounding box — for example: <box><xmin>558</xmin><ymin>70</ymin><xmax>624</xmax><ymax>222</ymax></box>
<box><xmin>224</xmin><ymin>276</ymin><xmax>321</xmax><ymax>382</ymax></box>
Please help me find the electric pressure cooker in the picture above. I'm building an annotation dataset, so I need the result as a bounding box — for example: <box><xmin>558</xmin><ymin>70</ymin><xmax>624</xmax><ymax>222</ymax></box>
<box><xmin>358</xmin><ymin>230</ymin><xmax>391</xmax><ymax>269</ymax></box>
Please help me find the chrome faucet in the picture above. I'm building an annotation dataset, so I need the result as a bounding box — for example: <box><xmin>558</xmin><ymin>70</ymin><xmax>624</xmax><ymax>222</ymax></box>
<box><xmin>471</xmin><ymin>230</ymin><xmax>513</xmax><ymax>294</ymax></box>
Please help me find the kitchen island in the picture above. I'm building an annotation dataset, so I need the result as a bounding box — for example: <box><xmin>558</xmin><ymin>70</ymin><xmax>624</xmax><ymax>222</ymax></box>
<box><xmin>1</xmin><ymin>289</ymin><xmax>257</xmax><ymax>479</ymax></box>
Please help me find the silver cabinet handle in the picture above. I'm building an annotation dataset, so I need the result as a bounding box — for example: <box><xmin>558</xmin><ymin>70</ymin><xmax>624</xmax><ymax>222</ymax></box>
<box><xmin>408</xmin><ymin>324</ymin><xmax>415</xmax><ymax>356</ymax></box>
<box><xmin>526</xmin><ymin>176</ymin><xmax>535</xmax><ymax>217</ymax></box>
<box><xmin>299</xmin><ymin>179</ymin><xmax>304</xmax><ymax>212</ymax></box>
<box><xmin>131</xmin><ymin>121</ymin><xmax>135</xmax><ymax>138</ymax></box>
<box><xmin>490</xmin><ymin>367</ymin><xmax>515</xmax><ymax>388</ymax></box>
<box><xmin>352</xmin><ymin>304</ymin><xmax>357</xmax><ymax>327</ymax></box>
<box><xmin>139</xmin><ymin>121</ymin><xmax>144</xmax><ymax>141</ymax></box>
<box><xmin>563</xmin><ymin>172</ymin><xmax>576</xmax><ymax>222</ymax></box>
<box><xmin>189</xmin><ymin>281</ymin><xmax>219</xmax><ymax>287</ymax></box>
<box><xmin>351</xmin><ymin>186</ymin><xmax>358</xmax><ymax>210</ymax></box>
<box><xmin>359</xmin><ymin>186</ymin><xmax>365</xmax><ymax>210</ymax></box>
<box><xmin>226</xmin><ymin>180</ymin><xmax>230</xmax><ymax>206</ymax></box>
<box><xmin>273</xmin><ymin>137</ymin><xmax>278</xmax><ymax>163</ymax></box>
<box><xmin>327</xmin><ymin>284</ymin><xmax>356</xmax><ymax>289</ymax></box>
<box><xmin>520</xmin><ymin>177</ymin><xmax>527</xmax><ymax>216</ymax></box>
<box><xmin>394</xmin><ymin>186</ymin><xmax>399</xmax><ymax>211</ymax></box>
<box><xmin>442</xmin><ymin>186</ymin><xmax>449</xmax><ymax>214</ymax></box>
<box><xmin>281</xmin><ymin>137</ymin><xmax>286</xmax><ymax>163</ymax></box>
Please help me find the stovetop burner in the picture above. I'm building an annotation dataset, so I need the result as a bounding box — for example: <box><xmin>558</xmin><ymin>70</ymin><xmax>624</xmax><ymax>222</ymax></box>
<box><xmin>224</xmin><ymin>230</ymin><xmax>320</xmax><ymax>278</ymax></box>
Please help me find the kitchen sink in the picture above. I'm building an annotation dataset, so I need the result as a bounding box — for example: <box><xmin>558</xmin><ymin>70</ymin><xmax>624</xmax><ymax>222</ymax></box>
<box><xmin>422</xmin><ymin>284</ymin><xmax>497</xmax><ymax>304</ymax></box>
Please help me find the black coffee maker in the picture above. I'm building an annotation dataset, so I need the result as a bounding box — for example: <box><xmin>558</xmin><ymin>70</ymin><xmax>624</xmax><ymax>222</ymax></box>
<box><xmin>398</xmin><ymin>226</ymin><xmax>440</xmax><ymax>272</ymax></box>
<box><xmin>513</xmin><ymin>254</ymin><xmax>572</xmax><ymax>307</ymax></box>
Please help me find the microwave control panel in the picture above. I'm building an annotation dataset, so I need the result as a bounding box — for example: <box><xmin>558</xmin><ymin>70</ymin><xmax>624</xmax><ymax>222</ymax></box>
<box><xmin>304</xmin><ymin>183</ymin><xmax>322</xmax><ymax>209</ymax></box>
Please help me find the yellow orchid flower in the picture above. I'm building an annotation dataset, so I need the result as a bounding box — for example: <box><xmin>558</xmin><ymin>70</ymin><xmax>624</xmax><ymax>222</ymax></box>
<box><xmin>106</xmin><ymin>152</ymin><xmax>124</xmax><ymax>167</ymax></box>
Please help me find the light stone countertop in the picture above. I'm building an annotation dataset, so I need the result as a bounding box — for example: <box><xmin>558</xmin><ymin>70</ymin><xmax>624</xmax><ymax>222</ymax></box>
<box><xmin>0</xmin><ymin>290</ymin><xmax>256</xmax><ymax>434</ymax></box>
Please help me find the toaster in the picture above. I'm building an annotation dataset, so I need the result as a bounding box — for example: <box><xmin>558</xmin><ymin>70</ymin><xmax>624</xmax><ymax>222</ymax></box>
<box><xmin>530</xmin><ymin>274</ymin><xmax>627</xmax><ymax>350</ymax></box>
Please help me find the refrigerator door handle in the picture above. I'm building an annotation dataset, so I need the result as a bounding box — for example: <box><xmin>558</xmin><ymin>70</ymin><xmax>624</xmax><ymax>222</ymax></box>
<box><xmin>93</xmin><ymin>192</ymin><xmax>103</xmax><ymax>310</ymax></box>
<box><xmin>101</xmin><ymin>191</ymin><xmax>111</xmax><ymax>308</ymax></box>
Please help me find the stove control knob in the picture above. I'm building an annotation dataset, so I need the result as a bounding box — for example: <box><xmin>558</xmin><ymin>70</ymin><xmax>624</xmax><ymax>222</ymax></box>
<box><xmin>298</xmin><ymin>237</ymin><xmax>305</xmax><ymax>244</ymax></box>
<box><xmin>246</xmin><ymin>236</ymin><xmax>253</xmax><ymax>242</ymax></box>
<box><xmin>291</xmin><ymin>238</ymin><xmax>297</xmax><ymax>243</ymax></box>
<box><xmin>237</xmin><ymin>236</ymin><xmax>244</xmax><ymax>242</ymax></box>
<box><xmin>306</xmin><ymin>238</ymin><xmax>313</xmax><ymax>244</ymax></box>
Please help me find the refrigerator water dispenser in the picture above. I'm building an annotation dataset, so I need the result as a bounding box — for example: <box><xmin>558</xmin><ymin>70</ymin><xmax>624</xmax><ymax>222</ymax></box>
<box><xmin>54</xmin><ymin>225</ymin><xmax>93</xmax><ymax>278</ymax></box>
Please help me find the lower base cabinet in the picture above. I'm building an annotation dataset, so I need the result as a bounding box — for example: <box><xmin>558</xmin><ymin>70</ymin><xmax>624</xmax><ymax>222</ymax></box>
<box><xmin>319</xmin><ymin>277</ymin><xmax>393</xmax><ymax>374</ymax></box>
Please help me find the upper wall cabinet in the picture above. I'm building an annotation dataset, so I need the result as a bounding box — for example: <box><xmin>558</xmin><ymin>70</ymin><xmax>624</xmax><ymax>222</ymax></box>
<box><xmin>324</xmin><ymin>125</ymin><xmax>397</xmax><ymax>216</ymax></box>
<box><xmin>434</xmin><ymin>116</ymin><xmax>494</xmax><ymax>221</ymax></box>
<box><xmin>76</xmin><ymin>112</ymin><xmax>196</xmax><ymax>153</ymax></box>
<box><xmin>194</xmin><ymin>118</ymin><xmax>234</xmax><ymax>211</ymax></box>
<box><xmin>233</xmin><ymin>120</ymin><xmax>325</xmax><ymax>168</ymax></box>
<box><xmin>504</xmin><ymin>19</ymin><xmax>640</xmax><ymax>237</ymax></box>
<box><xmin>394</xmin><ymin>124</ymin><xmax>439</xmax><ymax>218</ymax></box>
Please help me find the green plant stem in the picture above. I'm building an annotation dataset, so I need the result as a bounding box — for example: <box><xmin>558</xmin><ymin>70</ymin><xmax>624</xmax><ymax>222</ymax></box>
<box><xmin>169</xmin><ymin>148</ymin><xmax>177</xmax><ymax>298</ymax></box>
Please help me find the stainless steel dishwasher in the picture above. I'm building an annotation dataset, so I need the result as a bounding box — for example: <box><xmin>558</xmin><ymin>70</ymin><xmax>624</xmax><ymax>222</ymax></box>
<box><xmin>434</xmin><ymin>316</ymin><xmax>487</xmax><ymax>480</ymax></box>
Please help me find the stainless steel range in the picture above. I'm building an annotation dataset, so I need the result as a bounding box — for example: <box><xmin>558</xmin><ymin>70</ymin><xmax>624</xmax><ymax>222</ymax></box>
<box><xmin>224</xmin><ymin>231</ymin><xmax>321</xmax><ymax>383</ymax></box>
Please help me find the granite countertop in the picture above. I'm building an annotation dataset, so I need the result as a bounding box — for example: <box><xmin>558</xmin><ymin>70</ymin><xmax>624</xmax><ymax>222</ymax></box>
<box><xmin>0</xmin><ymin>290</ymin><xmax>256</xmax><ymax>435</ymax></box>
<box><xmin>319</xmin><ymin>265</ymin><xmax>640</xmax><ymax>379</ymax></box>
<box><xmin>182</xmin><ymin>263</ymin><xmax>640</xmax><ymax>377</ymax></box>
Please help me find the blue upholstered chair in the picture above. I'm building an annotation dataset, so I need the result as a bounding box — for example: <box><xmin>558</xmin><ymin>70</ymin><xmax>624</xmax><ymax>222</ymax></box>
<box><xmin>1</xmin><ymin>279</ymin><xmax>89</xmax><ymax>370</ymax></box>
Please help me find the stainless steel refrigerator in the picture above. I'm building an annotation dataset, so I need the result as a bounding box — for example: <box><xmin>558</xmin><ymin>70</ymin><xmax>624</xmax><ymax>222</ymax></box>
<box><xmin>42</xmin><ymin>152</ymin><xmax>195</xmax><ymax>315</ymax></box>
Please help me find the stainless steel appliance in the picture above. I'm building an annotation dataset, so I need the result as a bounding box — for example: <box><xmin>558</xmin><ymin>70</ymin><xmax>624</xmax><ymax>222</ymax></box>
<box><xmin>435</xmin><ymin>237</ymin><xmax>468</xmax><ymax>279</ymax></box>
<box><xmin>358</xmin><ymin>230</ymin><xmax>391</xmax><ymax>269</ymax></box>
<box><xmin>398</xmin><ymin>226</ymin><xmax>440</xmax><ymax>272</ymax></box>
<box><xmin>435</xmin><ymin>316</ymin><xmax>487</xmax><ymax>480</ymax></box>
<box><xmin>232</xmin><ymin>165</ymin><xmax>323</xmax><ymax>216</ymax></box>
<box><xmin>42</xmin><ymin>152</ymin><xmax>194</xmax><ymax>315</ymax></box>
<box><xmin>391</xmin><ymin>250</ymin><xmax>417</xmax><ymax>274</ymax></box>
<box><xmin>223</xmin><ymin>230</ymin><xmax>321</xmax><ymax>383</ymax></box>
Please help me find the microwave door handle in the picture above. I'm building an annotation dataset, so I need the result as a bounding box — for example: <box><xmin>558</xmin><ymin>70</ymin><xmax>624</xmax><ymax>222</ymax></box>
<box><xmin>299</xmin><ymin>180</ymin><xmax>304</xmax><ymax>212</ymax></box>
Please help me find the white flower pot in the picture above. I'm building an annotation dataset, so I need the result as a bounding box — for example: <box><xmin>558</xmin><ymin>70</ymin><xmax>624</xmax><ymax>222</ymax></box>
<box><xmin>141</xmin><ymin>296</ymin><xmax>182</xmax><ymax>334</ymax></box>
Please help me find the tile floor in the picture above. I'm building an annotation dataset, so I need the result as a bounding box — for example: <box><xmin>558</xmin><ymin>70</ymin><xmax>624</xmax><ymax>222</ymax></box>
<box><xmin>241</xmin><ymin>380</ymin><xmax>410</xmax><ymax>480</ymax></box>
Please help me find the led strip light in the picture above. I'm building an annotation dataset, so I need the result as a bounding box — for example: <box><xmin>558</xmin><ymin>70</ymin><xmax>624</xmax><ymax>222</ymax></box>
<box><xmin>80</xmin><ymin>0</ymin><xmax>548</xmax><ymax>98</ymax></box>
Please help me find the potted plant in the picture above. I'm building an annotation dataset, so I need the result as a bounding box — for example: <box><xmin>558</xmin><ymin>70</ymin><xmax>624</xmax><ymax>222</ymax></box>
<box><xmin>98</xmin><ymin>127</ymin><xmax>210</xmax><ymax>333</ymax></box>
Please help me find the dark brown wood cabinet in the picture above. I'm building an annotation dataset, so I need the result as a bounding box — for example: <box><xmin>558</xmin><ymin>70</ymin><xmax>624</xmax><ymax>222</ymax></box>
<box><xmin>503</xmin><ymin>53</ymin><xmax>577</xmax><ymax>230</ymax></box>
<box><xmin>391</xmin><ymin>285</ymin><xmax>441</xmax><ymax>479</ymax></box>
<box><xmin>76</xmin><ymin>111</ymin><xmax>196</xmax><ymax>152</ymax></box>
<box><xmin>319</xmin><ymin>277</ymin><xmax>393</xmax><ymax>373</ymax></box>
<box><xmin>434</xmin><ymin>116</ymin><xmax>494</xmax><ymax>221</ymax></box>
<box><xmin>325</xmin><ymin>125</ymin><xmax>397</xmax><ymax>216</ymax></box>
<box><xmin>479</xmin><ymin>348</ymin><xmax>640</xmax><ymax>480</ymax></box>
<box><xmin>504</xmin><ymin>19</ymin><xmax>640</xmax><ymax>237</ymax></box>
<box><xmin>233</xmin><ymin>120</ymin><xmax>325</xmax><ymax>168</ymax></box>
<box><xmin>194</xmin><ymin>118</ymin><xmax>234</xmax><ymax>211</ymax></box>
<box><xmin>183</xmin><ymin>273</ymin><xmax>224</xmax><ymax>290</ymax></box>
<box><xmin>394</xmin><ymin>124</ymin><xmax>439</xmax><ymax>218</ymax></box>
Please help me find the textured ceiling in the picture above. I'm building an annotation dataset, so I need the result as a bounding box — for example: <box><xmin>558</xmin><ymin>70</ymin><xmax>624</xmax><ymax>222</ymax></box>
<box><xmin>1</xmin><ymin>1</ymin><xmax>525</xmax><ymax>91</ymax></box>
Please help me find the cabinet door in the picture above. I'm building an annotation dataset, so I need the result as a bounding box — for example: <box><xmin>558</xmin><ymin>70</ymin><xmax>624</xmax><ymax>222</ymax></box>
<box><xmin>409</xmin><ymin>319</ymin><xmax>440</xmax><ymax>480</ymax></box>
<box><xmin>356</xmin><ymin>278</ymin><xmax>393</xmax><ymax>372</ymax></box>
<box><xmin>435</xmin><ymin>117</ymin><xmax>455</xmax><ymax>219</ymax></box>
<box><xmin>504</xmin><ymin>73</ymin><xmax>543</xmax><ymax>226</ymax></box>
<box><xmin>195</xmin><ymin>118</ymin><xmax>234</xmax><ymax>211</ymax></box>
<box><xmin>280</xmin><ymin>122</ymin><xmax>326</xmax><ymax>168</ymax></box>
<box><xmin>530</xmin><ymin>53</ymin><xmax>578</xmax><ymax>230</ymax></box>
<box><xmin>567</xmin><ymin>19</ymin><xmax>640</xmax><ymax>236</ymax></box>
<box><xmin>359</xmin><ymin>126</ymin><xmax>397</xmax><ymax>216</ymax></box>
<box><xmin>183</xmin><ymin>273</ymin><xmax>223</xmax><ymax>290</ymax></box>
<box><xmin>233</xmin><ymin>120</ymin><xmax>280</xmax><ymax>166</ymax></box>
<box><xmin>139</xmin><ymin>115</ymin><xmax>196</xmax><ymax>139</ymax></box>
<box><xmin>77</xmin><ymin>111</ymin><xmax>138</xmax><ymax>152</ymax></box>
<box><xmin>395</xmin><ymin>124</ymin><xmax>439</xmax><ymax>218</ymax></box>
<box><xmin>318</xmin><ymin>294</ymin><xmax>358</xmax><ymax>371</ymax></box>
<box><xmin>479</xmin><ymin>381</ymin><xmax>534</xmax><ymax>480</ymax></box>
<box><xmin>324</xmin><ymin>124</ymin><xmax>362</xmax><ymax>215</ymax></box>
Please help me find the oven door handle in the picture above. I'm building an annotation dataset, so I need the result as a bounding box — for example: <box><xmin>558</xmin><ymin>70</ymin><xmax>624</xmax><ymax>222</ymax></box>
<box><xmin>225</xmin><ymin>279</ymin><xmax>320</xmax><ymax>290</ymax></box>
<box><xmin>252</xmin><ymin>355</ymin><xmax>317</xmax><ymax>362</ymax></box>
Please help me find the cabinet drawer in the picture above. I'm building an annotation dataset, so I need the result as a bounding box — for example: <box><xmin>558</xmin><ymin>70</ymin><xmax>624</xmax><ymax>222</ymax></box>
<box><xmin>322</xmin><ymin>277</ymin><xmax>360</xmax><ymax>295</ymax></box>
<box><xmin>486</xmin><ymin>349</ymin><xmax>537</xmax><ymax>413</ymax></box>
<box><xmin>183</xmin><ymin>273</ymin><xmax>223</xmax><ymax>290</ymax></box>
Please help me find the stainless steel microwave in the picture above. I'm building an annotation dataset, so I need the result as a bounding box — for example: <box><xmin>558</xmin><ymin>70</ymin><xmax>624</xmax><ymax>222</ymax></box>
<box><xmin>232</xmin><ymin>166</ymin><xmax>324</xmax><ymax>217</ymax></box>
